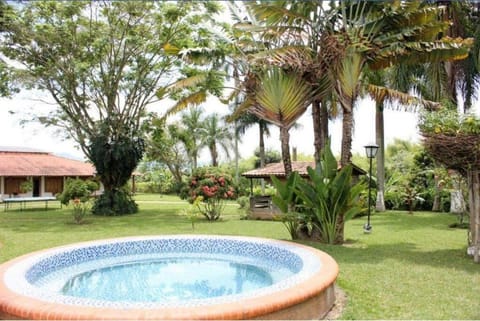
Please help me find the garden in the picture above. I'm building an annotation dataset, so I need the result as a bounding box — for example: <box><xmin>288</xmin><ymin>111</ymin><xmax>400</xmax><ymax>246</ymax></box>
<box><xmin>0</xmin><ymin>1</ymin><xmax>480</xmax><ymax>319</ymax></box>
<box><xmin>0</xmin><ymin>193</ymin><xmax>478</xmax><ymax>319</ymax></box>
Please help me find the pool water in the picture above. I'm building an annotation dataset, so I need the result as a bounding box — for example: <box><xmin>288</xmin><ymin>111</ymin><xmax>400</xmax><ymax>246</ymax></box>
<box><xmin>31</xmin><ymin>250</ymin><xmax>296</xmax><ymax>305</ymax></box>
<box><xmin>60</xmin><ymin>257</ymin><xmax>285</xmax><ymax>303</ymax></box>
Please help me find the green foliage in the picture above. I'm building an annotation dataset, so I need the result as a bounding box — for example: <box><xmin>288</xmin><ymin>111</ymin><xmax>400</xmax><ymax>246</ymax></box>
<box><xmin>71</xmin><ymin>198</ymin><xmax>91</xmax><ymax>224</ymax></box>
<box><xmin>91</xmin><ymin>188</ymin><xmax>138</xmax><ymax>216</ymax></box>
<box><xmin>89</xmin><ymin>120</ymin><xmax>144</xmax><ymax>215</ymax></box>
<box><xmin>19</xmin><ymin>179</ymin><xmax>33</xmax><ymax>193</ymax></box>
<box><xmin>57</xmin><ymin>178</ymin><xmax>99</xmax><ymax>205</ymax></box>
<box><xmin>236</xmin><ymin>196</ymin><xmax>249</xmax><ymax>209</ymax></box>
<box><xmin>183</xmin><ymin>167</ymin><xmax>236</xmax><ymax>221</ymax></box>
<box><xmin>253</xmin><ymin>148</ymin><xmax>281</xmax><ymax>168</ymax></box>
<box><xmin>383</xmin><ymin>140</ymin><xmax>451</xmax><ymax>212</ymax></box>
<box><xmin>272</xmin><ymin>143</ymin><xmax>364</xmax><ymax>244</ymax></box>
<box><xmin>252</xmin><ymin>184</ymin><xmax>276</xmax><ymax>196</ymax></box>
<box><xmin>178</xmin><ymin>202</ymin><xmax>201</xmax><ymax>230</ymax></box>
<box><xmin>419</xmin><ymin>109</ymin><xmax>480</xmax><ymax>135</ymax></box>
<box><xmin>136</xmin><ymin>162</ymin><xmax>176</xmax><ymax>194</ymax></box>
<box><xmin>295</xmin><ymin>165</ymin><xmax>363</xmax><ymax>244</ymax></box>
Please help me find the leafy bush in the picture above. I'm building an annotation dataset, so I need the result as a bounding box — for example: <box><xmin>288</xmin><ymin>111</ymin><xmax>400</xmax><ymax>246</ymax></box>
<box><xmin>135</xmin><ymin>167</ymin><xmax>176</xmax><ymax>194</ymax></box>
<box><xmin>89</xmin><ymin>120</ymin><xmax>144</xmax><ymax>215</ymax></box>
<box><xmin>419</xmin><ymin>109</ymin><xmax>480</xmax><ymax>135</ymax></box>
<box><xmin>252</xmin><ymin>184</ymin><xmax>276</xmax><ymax>196</ymax></box>
<box><xmin>272</xmin><ymin>144</ymin><xmax>364</xmax><ymax>244</ymax></box>
<box><xmin>19</xmin><ymin>179</ymin><xmax>33</xmax><ymax>193</ymax></box>
<box><xmin>71</xmin><ymin>198</ymin><xmax>91</xmax><ymax>224</ymax></box>
<box><xmin>57</xmin><ymin>178</ymin><xmax>99</xmax><ymax>205</ymax></box>
<box><xmin>236</xmin><ymin>196</ymin><xmax>249</xmax><ymax>209</ymax></box>
<box><xmin>91</xmin><ymin>187</ymin><xmax>138</xmax><ymax>216</ymax></box>
<box><xmin>183</xmin><ymin>167</ymin><xmax>236</xmax><ymax>221</ymax></box>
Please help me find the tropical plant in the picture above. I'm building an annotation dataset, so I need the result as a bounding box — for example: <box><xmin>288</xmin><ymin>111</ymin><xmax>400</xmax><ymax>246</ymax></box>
<box><xmin>272</xmin><ymin>143</ymin><xmax>363</xmax><ymax>244</ymax></box>
<box><xmin>19</xmin><ymin>179</ymin><xmax>32</xmax><ymax>194</ymax></box>
<box><xmin>183</xmin><ymin>167</ymin><xmax>236</xmax><ymax>221</ymax></box>
<box><xmin>271</xmin><ymin>172</ymin><xmax>305</xmax><ymax>240</ymax></box>
<box><xmin>89</xmin><ymin>120</ymin><xmax>144</xmax><ymax>216</ymax></box>
<box><xmin>146</xmin><ymin>119</ymin><xmax>188</xmax><ymax>187</ymax></box>
<box><xmin>57</xmin><ymin>178</ymin><xmax>99</xmax><ymax>206</ymax></box>
<box><xmin>71</xmin><ymin>198</ymin><xmax>91</xmax><ymax>224</ymax></box>
<box><xmin>178</xmin><ymin>108</ymin><xmax>206</xmax><ymax>171</ymax></box>
<box><xmin>240</xmin><ymin>67</ymin><xmax>314</xmax><ymax>176</ymax></box>
<box><xmin>294</xmin><ymin>146</ymin><xmax>364</xmax><ymax>244</ymax></box>
<box><xmin>199</xmin><ymin>113</ymin><xmax>234</xmax><ymax>167</ymax></box>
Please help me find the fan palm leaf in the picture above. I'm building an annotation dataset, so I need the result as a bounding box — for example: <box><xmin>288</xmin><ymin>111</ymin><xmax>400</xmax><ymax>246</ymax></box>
<box><xmin>251</xmin><ymin>67</ymin><xmax>313</xmax><ymax>129</ymax></box>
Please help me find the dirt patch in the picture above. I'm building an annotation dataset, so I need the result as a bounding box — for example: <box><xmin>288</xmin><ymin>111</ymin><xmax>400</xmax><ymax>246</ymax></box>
<box><xmin>324</xmin><ymin>286</ymin><xmax>347</xmax><ymax>320</ymax></box>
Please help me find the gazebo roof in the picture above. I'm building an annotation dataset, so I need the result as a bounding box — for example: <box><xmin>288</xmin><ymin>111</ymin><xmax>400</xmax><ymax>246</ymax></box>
<box><xmin>0</xmin><ymin>148</ymin><xmax>95</xmax><ymax>177</ymax></box>
<box><xmin>241</xmin><ymin>161</ymin><xmax>366</xmax><ymax>179</ymax></box>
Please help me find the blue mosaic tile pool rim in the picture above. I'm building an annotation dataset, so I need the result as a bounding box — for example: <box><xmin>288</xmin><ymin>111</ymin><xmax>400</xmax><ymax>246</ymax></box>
<box><xmin>3</xmin><ymin>235</ymin><xmax>323</xmax><ymax>309</ymax></box>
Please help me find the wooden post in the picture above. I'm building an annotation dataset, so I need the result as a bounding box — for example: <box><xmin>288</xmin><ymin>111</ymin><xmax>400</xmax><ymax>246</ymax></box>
<box><xmin>467</xmin><ymin>169</ymin><xmax>480</xmax><ymax>263</ymax></box>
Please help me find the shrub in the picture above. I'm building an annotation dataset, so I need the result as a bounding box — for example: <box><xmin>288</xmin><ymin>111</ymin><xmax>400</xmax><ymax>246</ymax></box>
<box><xmin>237</xmin><ymin>196</ymin><xmax>249</xmax><ymax>209</ymax></box>
<box><xmin>184</xmin><ymin>167</ymin><xmax>236</xmax><ymax>221</ymax></box>
<box><xmin>91</xmin><ymin>187</ymin><xmax>138</xmax><ymax>216</ymax></box>
<box><xmin>272</xmin><ymin>143</ymin><xmax>364</xmax><ymax>244</ymax></box>
<box><xmin>71</xmin><ymin>198</ymin><xmax>91</xmax><ymax>224</ymax></box>
<box><xmin>57</xmin><ymin>178</ymin><xmax>99</xmax><ymax>205</ymax></box>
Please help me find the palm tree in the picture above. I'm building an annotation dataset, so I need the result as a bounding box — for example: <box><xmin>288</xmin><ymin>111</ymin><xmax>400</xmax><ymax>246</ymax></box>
<box><xmin>200</xmin><ymin>113</ymin><xmax>234</xmax><ymax>167</ymax></box>
<box><xmin>179</xmin><ymin>107</ymin><xmax>205</xmax><ymax>171</ymax></box>
<box><xmin>331</xmin><ymin>1</ymin><xmax>472</xmax><ymax>165</ymax></box>
<box><xmin>244</xmin><ymin>67</ymin><xmax>314</xmax><ymax>176</ymax></box>
<box><xmin>243</xmin><ymin>1</ymin><xmax>335</xmax><ymax>163</ymax></box>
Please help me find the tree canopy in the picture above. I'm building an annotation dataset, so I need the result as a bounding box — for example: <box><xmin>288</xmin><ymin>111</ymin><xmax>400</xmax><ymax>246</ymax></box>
<box><xmin>0</xmin><ymin>0</ymin><xmax>223</xmax><ymax>214</ymax></box>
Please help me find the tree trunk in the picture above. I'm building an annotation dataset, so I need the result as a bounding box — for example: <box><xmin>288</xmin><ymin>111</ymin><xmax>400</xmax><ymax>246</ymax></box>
<box><xmin>340</xmin><ymin>107</ymin><xmax>353</xmax><ymax>166</ymax></box>
<box><xmin>467</xmin><ymin>169</ymin><xmax>480</xmax><ymax>263</ymax></box>
<box><xmin>312</xmin><ymin>101</ymin><xmax>321</xmax><ymax>164</ymax></box>
<box><xmin>234</xmin><ymin>120</ymin><xmax>240</xmax><ymax>183</ymax></box>
<box><xmin>320</xmin><ymin>101</ymin><xmax>329</xmax><ymax>155</ymax></box>
<box><xmin>279</xmin><ymin>126</ymin><xmax>292</xmax><ymax>177</ymax></box>
<box><xmin>431</xmin><ymin>173</ymin><xmax>441</xmax><ymax>212</ymax></box>
<box><xmin>259</xmin><ymin>122</ymin><xmax>266</xmax><ymax>194</ymax></box>
<box><xmin>312</xmin><ymin>100</ymin><xmax>328</xmax><ymax>164</ymax></box>
<box><xmin>375</xmin><ymin>101</ymin><xmax>386</xmax><ymax>212</ymax></box>
<box><xmin>210</xmin><ymin>143</ymin><xmax>218</xmax><ymax>167</ymax></box>
<box><xmin>192</xmin><ymin>151</ymin><xmax>197</xmax><ymax>171</ymax></box>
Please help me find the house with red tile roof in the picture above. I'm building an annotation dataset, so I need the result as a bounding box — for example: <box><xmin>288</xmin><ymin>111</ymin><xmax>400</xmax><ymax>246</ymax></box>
<box><xmin>0</xmin><ymin>147</ymin><xmax>96</xmax><ymax>199</ymax></box>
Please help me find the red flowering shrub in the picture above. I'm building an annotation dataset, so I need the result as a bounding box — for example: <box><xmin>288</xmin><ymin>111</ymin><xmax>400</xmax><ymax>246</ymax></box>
<box><xmin>185</xmin><ymin>167</ymin><xmax>236</xmax><ymax>221</ymax></box>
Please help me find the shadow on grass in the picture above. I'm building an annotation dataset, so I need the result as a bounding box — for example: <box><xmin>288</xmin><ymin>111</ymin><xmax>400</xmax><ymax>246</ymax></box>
<box><xmin>298</xmin><ymin>212</ymin><xmax>477</xmax><ymax>273</ymax></box>
<box><xmin>334</xmin><ymin>243</ymin><xmax>475</xmax><ymax>272</ymax></box>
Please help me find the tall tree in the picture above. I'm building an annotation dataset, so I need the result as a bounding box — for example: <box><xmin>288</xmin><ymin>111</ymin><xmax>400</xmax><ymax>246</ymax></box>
<box><xmin>200</xmin><ymin>113</ymin><xmax>234</xmax><ymax>167</ymax></box>
<box><xmin>1</xmin><ymin>1</ymin><xmax>221</xmax><ymax>214</ymax></box>
<box><xmin>178</xmin><ymin>107</ymin><xmax>205</xmax><ymax>171</ymax></box>
<box><xmin>234</xmin><ymin>112</ymin><xmax>271</xmax><ymax>190</ymax></box>
<box><xmin>243</xmin><ymin>1</ymin><xmax>335</xmax><ymax>162</ymax></box>
<box><xmin>146</xmin><ymin>120</ymin><xmax>188</xmax><ymax>186</ymax></box>
<box><xmin>332</xmin><ymin>1</ymin><xmax>472</xmax><ymax>165</ymax></box>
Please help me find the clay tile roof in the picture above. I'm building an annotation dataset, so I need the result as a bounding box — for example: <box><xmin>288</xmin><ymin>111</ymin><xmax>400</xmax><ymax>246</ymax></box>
<box><xmin>241</xmin><ymin>161</ymin><xmax>366</xmax><ymax>178</ymax></box>
<box><xmin>0</xmin><ymin>150</ymin><xmax>95</xmax><ymax>177</ymax></box>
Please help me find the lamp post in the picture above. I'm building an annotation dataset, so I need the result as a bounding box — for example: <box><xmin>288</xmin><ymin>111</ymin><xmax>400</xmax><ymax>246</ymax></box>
<box><xmin>364</xmin><ymin>143</ymin><xmax>379</xmax><ymax>233</ymax></box>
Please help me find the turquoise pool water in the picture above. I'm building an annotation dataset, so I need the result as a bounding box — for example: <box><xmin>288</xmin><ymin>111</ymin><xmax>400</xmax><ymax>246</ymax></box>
<box><xmin>60</xmin><ymin>256</ymin><xmax>289</xmax><ymax>303</ymax></box>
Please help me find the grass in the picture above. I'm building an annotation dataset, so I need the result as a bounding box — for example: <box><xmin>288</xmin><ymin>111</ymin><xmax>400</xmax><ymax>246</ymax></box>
<box><xmin>0</xmin><ymin>193</ymin><xmax>478</xmax><ymax>320</ymax></box>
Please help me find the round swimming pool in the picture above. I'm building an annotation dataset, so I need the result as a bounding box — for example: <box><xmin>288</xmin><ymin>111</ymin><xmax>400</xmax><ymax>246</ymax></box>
<box><xmin>0</xmin><ymin>235</ymin><xmax>338</xmax><ymax>320</ymax></box>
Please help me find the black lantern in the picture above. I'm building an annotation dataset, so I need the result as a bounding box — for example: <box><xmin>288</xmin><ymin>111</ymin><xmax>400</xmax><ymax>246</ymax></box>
<box><xmin>364</xmin><ymin>143</ymin><xmax>379</xmax><ymax>233</ymax></box>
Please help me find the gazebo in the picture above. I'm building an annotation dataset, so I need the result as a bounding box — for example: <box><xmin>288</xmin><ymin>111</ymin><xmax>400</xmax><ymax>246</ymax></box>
<box><xmin>241</xmin><ymin>161</ymin><xmax>366</xmax><ymax>219</ymax></box>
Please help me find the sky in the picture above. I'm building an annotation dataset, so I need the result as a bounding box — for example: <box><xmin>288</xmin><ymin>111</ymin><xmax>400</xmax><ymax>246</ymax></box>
<box><xmin>0</xmin><ymin>89</ymin><xmax>429</xmax><ymax>164</ymax></box>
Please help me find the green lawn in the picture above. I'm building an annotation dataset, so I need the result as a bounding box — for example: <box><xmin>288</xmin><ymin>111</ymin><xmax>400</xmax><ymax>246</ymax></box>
<box><xmin>0</xmin><ymin>193</ymin><xmax>478</xmax><ymax>320</ymax></box>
